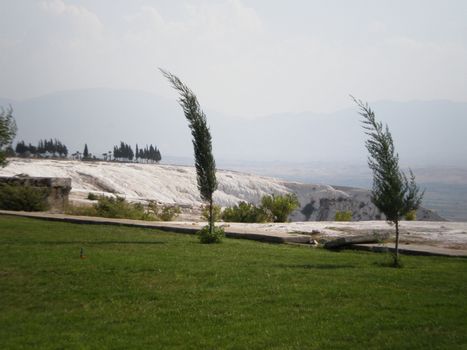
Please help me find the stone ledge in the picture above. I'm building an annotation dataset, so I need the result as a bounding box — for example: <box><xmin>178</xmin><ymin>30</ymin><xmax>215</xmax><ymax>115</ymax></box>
<box><xmin>0</xmin><ymin>176</ymin><xmax>71</xmax><ymax>212</ymax></box>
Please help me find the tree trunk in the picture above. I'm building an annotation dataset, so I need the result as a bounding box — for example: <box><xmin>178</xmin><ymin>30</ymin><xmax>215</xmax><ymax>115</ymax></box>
<box><xmin>394</xmin><ymin>219</ymin><xmax>400</xmax><ymax>266</ymax></box>
<box><xmin>209</xmin><ymin>197</ymin><xmax>214</xmax><ymax>235</ymax></box>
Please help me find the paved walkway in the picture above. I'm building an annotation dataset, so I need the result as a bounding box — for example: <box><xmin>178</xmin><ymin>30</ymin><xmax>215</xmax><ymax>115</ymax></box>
<box><xmin>0</xmin><ymin>210</ymin><xmax>311</xmax><ymax>244</ymax></box>
<box><xmin>1</xmin><ymin>210</ymin><xmax>466</xmax><ymax>257</ymax></box>
<box><xmin>351</xmin><ymin>243</ymin><xmax>467</xmax><ymax>257</ymax></box>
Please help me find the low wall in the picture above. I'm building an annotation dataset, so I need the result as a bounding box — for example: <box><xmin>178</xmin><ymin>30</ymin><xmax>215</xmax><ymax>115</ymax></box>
<box><xmin>0</xmin><ymin>176</ymin><xmax>72</xmax><ymax>212</ymax></box>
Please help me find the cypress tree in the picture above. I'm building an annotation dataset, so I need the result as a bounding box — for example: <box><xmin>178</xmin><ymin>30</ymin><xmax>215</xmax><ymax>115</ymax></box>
<box><xmin>161</xmin><ymin>69</ymin><xmax>218</xmax><ymax>236</ymax></box>
<box><xmin>155</xmin><ymin>147</ymin><xmax>161</xmax><ymax>163</ymax></box>
<box><xmin>129</xmin><ymin>144</ymin><xmax>134</xmax><ymax>161</ymax></box>
<box><xmin>83</xmin><ymin>144</ymin><xmax>89</xmax><ymax>159</ymax></box>
<box><xmin>353</xmin><ymin>97</ymin><xmax>424</xmax><ymax>266</ymax></box>
<box><xmin>15</xmin><ymin>141</ymin><xmax>26</xmax><ymax>155</ymax></box>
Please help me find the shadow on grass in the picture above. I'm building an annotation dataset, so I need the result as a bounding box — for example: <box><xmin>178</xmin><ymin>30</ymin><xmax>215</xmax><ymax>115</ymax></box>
<box><xmin>277</xmin><ymin>263</ymin><xmax>356</xmax><ymax>270</ymax></box>
<box><xmin>2</xmin><ymin>240</ymin><xmax>166</xmax><ymax>245</ymax></box>
<box><xmin>373</xmin><ymin>260</ymin><xmax>404</xmax><ymax>269</ymax></box>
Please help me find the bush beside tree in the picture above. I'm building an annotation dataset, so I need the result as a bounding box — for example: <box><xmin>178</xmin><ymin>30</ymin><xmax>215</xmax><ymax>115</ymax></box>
<box><xmin>68</xmin><ymin>196</ymin><xmax>181</xmax><ymax>221</ymax></box>
<box><xmin>222</xmin><ymin>201</ymin><xmax>270</xmax><ymax>223</ymax></box>
<box><xmin>0</xmin><ymin>184</ymin><xmax>50</xmax><ymax>211</ymax></box>
<box><xmin>147</xmin><ymin>201</ymin><xmax>181</xmax><ymax>221</ymax></box>
<box><xmin>219</xmin><ymin>194</ymin><xmax>300</xmax><ymax>223</ymax></box>
<box><xmin>201</xmin><ymin>204</ymin><xmax>222</xmax><ymax>222</ymax></box>
<box><xmin>335</xmin><ymin>211</ymin><xmax>352</xmax><ymax>221</ymax></box>
<box><xmin>404</xmin><ymin>210</ymin><xmax>416</xmax><ymax>221</ymax></box>
<box><xmin>198</xmin><ymin>225</ymin><xmax>224</xmax><ymax>244</ymax></box>
<box><xmin>260</xmin><ymin>193</ymin><xmax>300</xmax><ymax>222</ymax></box>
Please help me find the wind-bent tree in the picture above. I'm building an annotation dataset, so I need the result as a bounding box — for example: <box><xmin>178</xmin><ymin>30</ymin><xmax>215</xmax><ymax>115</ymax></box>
<box><xmin>0</xmin><ymin>106</ymin><xmax>17</xmax><ymax>167</ymax></box>
<box><xmin>353</xmin><ymin>97</ymin><xmax>424</xmax><ymax>266</ymax></box>
<box><xmin>160</xmin><ymin>69</ymin><xmax>218</xmax><ymax>237</ymax></box>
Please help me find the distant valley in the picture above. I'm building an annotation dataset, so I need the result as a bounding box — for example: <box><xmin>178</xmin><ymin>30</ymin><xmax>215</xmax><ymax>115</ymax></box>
<box><xmin>211</xmin><ymin>159</ymin><xmax>467</xmax><ymax>222</ymax></box>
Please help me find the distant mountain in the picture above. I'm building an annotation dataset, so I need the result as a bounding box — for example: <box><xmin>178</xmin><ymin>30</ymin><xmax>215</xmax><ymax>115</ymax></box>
<box><xmin>2</xmin><ymin>89</ymin><xmax>467</xmax><ymax>166</ymax></box>
<box><xmin>2</xmin><ymin>89</ymin><xmax>193</xmax><ymax>158</ymax></box>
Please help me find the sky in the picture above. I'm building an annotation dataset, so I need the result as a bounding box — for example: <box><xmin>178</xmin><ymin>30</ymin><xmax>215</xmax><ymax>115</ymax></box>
<box><xmin>1</xmin><ymin>0</ymin><xmax>467</xmax><ymax>117</ymax></box>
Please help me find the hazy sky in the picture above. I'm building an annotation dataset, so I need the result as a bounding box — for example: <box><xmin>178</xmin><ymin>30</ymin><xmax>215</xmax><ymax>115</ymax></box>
<box><xmin>1</xmin><ymin>0</ymin><xmax>467</xmax><ymax>116</ymax></box>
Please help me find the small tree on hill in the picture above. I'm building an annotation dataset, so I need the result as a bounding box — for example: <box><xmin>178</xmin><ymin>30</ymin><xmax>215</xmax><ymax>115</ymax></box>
<box><xmin>83</xmin><ymin>144</ymin><xmax>89</xmax><ymax>159</ymax></box>
<box><xmin>353</xmin><ymin>97</ymin><xmax>424</xmax><ymax>266</ymax></box>
<box><xmin>0</xmin><ymin>106</ymin><xmax>17</xmax><ymax>167</ymax></box>
<box><xmin>160</xmin><ymin>69</ymin><xmax>219</xmax><ymax>242</ymax></box>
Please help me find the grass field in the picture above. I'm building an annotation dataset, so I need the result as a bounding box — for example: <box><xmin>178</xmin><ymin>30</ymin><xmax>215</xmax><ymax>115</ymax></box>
<box><xmin>1</xmin><ymin>216</ymin><xmax>466</xmax><ymax>349</ymax></box>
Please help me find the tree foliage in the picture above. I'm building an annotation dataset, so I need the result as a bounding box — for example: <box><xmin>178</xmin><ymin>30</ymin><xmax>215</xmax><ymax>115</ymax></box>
<box><xmin>161</xmin><ymin>69</ymin><xmax>218</xmax><ymax>239</ymax></box>
<box><xmin>83</xmin><ymin>144</ymin><xmax>89</xmax><ymax>159</ymax></box>
<box><xmin>112</xmin><ymin>142</ymin><xmax>161</xmax><ymax>163</ymax></box>
<box><xmin>222</xmin><ymin>201</ymin><xmax>270</xmax><ymax>223</ymax></box>
<box><xmin>201</xmin><ymin>204</ymin><xmax>222</xmax><ymax>222</ymax></box>
<box><xmin>261</xmin><ymin>193</ymin><xmax>300</xmax><ymax>222</ymax></box>
<box><xmin>335</xmin><ymin>211</ymin><xmax>352</xmax><ymax>221</ymax></box>
<box><xmin>147</xmin><ymin>201</ymin><xmax>181</xmax><ymax>221</ymax></box>
<box><xmin>353</xmin><ymin>96</ymin><xmax>423</xmax><ymax>266</ymax></box>
<box><xmin>137</xmin><ymin>144</ymin><xmax>161</xmax><ymax>163</ymax></box>
<box><xmin>0</xmin><ymin>106</ymin><xmax>17</xmax><ymax>167</ymax></box>
<box><xmin>113</xmin><ymin>141</ymin><xmax>134</xmax><ymax>161</ymax></box>
<box><xmin>221</xmin><ymin>194</ymin><xmax>299</xmax><ymax>223</ymax></box>
<box><xmin>0</xmin><ymin>184</ymin><xmax>50</xmax><ymax>211</ymax></box>
<box><xmin>15</xmin><ymin>139</ymin><xmax>68</xmax><ymax>158</ymax></box>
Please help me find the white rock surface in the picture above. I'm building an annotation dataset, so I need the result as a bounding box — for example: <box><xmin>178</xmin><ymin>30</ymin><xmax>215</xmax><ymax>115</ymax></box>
<box><xmin>0</xmin><ymin>158</ymin><xmax>442</xmax><ymax>222</ymax></box>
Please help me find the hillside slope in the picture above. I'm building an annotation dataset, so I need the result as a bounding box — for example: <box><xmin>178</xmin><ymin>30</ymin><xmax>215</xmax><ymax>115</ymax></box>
<box><xmin>0</xmin><ymin>159</ymin><xmax>443</xmax><ymax>221</ymax></box>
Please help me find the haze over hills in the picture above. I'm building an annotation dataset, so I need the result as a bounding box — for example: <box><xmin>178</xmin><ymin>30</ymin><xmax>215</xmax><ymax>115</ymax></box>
<box><xmin>2</xmin><ymin>88</ymin><xmax>466</xmax><ymax>221</ymax></box>
<box><xmin>2</xmin><ymin>88</ymin><xmax>467</xmax><ymax>167</ymax></box>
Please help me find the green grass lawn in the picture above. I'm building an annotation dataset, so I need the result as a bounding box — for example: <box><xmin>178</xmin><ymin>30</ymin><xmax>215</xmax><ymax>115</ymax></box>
<box><xmin>1</xmin><ymin>216</ymin><xmax>466</xmax><ymax>349</ymax></box>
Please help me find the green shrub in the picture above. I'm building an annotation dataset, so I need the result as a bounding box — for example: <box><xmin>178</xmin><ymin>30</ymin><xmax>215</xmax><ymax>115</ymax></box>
<box><xmin>201</xmin><ymin>204</ymin><xmax>222</xmax><ymax>222</ymax></box>
<box><xmin>404</xmin><ymin>210</ymin><xmax>416</xmax><ymax>221</ymax></box>
<box><xmin>335</xmin><ymin>211</ymin><xmax>353</xmax><ymax>221</ymax></box>
<box><xmin>159</xmin><ymin>205</ymin><xmax>181</xmax><ymax>221</ymax></box>
<box><xmin>222</xmin><ymin>201</ymin><xmax>270</xmax><ymax>223</ymax></box>
<box><xmin>0</xmin><ymin>184</ymin><xmax>50</xmax><ymax>211</ymax></box>
<box><xmin>65</xmin><ymin>204</ymin><xmax>99</xmax><ymax>217</ymax></box>
<box><xmin>260</xmin><ymin>193</ymin><xmax>300</xmax><ymax>222</ymax></box>
<box><xmin>66</xmin><ymin>196</ymin><xmax>154</xmax><ymax>220</ymax></box>
<box><xmin>198</xmin><ymin>225</ymin><xmax>224</xmax><ymax>244</ymax></box>
<box><xmin>67</xmin><ymin>197</ymin><xmax>181</xmax><ymax>221</ymax></box>
<box><xmin>147</xmin><ymin>201</ymin><xmax>181</xmax><ymax>221</ymax></box>
<box><xmin>94</xmin><ymin>196</ymin><xmax>150</xmax><ymax>220</ymax></box>
<box><xmin>87</xmin><ymin>192</ymin><xmax>98</xmax><ymax>200</ymax></box>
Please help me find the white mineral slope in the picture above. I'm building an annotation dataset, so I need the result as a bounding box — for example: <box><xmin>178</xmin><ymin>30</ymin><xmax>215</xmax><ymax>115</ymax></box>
<box><xmin>0</xmin><ymin>158</ymin><xmax>443</xmax><ymax>222</ymax></box>
<box><xmin>0</xmin><ymin>158</ymin><xmax>292</xmax><ymax>206</ymax></box>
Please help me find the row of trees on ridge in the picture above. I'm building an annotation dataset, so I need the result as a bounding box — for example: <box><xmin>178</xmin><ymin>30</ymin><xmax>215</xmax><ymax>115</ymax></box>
<box><xmin>112</xmin><ymin>142</ymin><xmax>162</xmax><ymax>163</ymax></box>
<box><xmin>15</xmin><ymin>139</ymin><xmax>68</xmax><ymax>157</ymax></box>
<box><xmin>9</xmin><ymin>138</ymin><xmax>162</xmax><ymax>164</ymax></box>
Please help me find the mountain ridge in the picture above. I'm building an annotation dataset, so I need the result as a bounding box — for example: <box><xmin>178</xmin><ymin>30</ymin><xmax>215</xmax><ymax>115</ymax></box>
<box><xmin>2</xmin><ymin>88</ymin><xmax>466</xmax><ymax>166</ymax></box>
